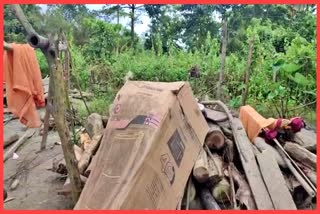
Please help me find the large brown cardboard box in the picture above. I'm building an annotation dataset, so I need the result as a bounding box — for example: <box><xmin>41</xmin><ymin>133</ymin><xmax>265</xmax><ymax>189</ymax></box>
<box><xmin>74</xmin><ymin>81</ymin><xmax>209</xmax><ymax>210</ymax></box>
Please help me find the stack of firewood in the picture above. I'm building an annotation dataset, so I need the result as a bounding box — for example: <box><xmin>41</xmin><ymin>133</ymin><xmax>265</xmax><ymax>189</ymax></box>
<box><xmin>179</xmin><ymin>101</ymin><xmax>316</xmax><ymax>210</ymax></box>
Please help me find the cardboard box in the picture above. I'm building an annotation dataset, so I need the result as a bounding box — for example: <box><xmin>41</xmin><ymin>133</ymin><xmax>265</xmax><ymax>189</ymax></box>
<box><xmin>74</xmin><ymin>81</ymin><xmax>209</xmax><ymax>210</ymax></box>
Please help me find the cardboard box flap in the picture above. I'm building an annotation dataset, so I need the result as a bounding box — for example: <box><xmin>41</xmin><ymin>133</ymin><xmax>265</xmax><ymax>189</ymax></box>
<box><xmin>177</xmin><ymin>84</ymin><xmax>209</xmax><ymax>144</ymax></box>
<box><xmin>128</xmin><ymin>81</ymin><xmax>186</xmax><ymax>93</ymax></box>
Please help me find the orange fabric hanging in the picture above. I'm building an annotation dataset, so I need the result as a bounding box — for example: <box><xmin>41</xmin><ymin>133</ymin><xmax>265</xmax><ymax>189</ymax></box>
<box><xmin>3</xmin><ymin>43</ymin><xmax>45</xmax><ymax>128</ymax></box>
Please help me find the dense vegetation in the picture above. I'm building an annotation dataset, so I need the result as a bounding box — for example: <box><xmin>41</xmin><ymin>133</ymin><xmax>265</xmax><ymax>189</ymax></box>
<box><xmin>4</xmin><ymin>4</ymin><xmax>316</xmax><ymax>125</ymax></box>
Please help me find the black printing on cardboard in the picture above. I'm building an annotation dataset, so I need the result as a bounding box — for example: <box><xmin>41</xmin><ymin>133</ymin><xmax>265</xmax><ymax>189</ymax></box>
<box><xmin>160</xmin><ymin>153</ymin><xmax>175</xmax><ymax>185</ymax></box>
<box><xmin>145</xmin><ymin>173</ymin><xmax>164</xmax><ymax>209</ymax></box>
<box><xmin>167</xmin><ymin>130</ymin><xmax>185</xmax><ymax>167</ymax></box>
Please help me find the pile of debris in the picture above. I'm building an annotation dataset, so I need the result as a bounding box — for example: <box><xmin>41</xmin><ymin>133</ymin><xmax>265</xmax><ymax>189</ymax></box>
<box><xmin>48</xmin><ymin>81</ymin><xmax>316</xmax><ymax>210</ymax></box>
<box><xmin>179</xmin><ymin>101</ymin><xmax>316</xmax><ymax>210</ymax></box>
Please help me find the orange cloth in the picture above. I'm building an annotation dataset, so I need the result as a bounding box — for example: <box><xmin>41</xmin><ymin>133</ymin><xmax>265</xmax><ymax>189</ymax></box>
<box><xmin>3</xmin><ymin>43</ymin><xmax>45</xmax><ymax>128</ymax></box>
<box><xmin>239</xmin><ymin>105</ymin><xmax>276</xmax><ymax>142</ymax></box>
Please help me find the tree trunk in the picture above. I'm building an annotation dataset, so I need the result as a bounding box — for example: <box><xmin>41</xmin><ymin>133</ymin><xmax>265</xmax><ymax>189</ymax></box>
<box><xmin>216</xmin><ymin>19</ymin><xmax>227</xmax><ymax>100</ymax></box>
<box><xmin>40</xmin><ymin>75</ymin><xmax>54</xmax><ymax>151</ymax></box>
<box><xmin>130</xmin><ymin>4</ymin><xmax>135</xmax><ymax>48</ymax></box>
<box><xmin>242</xmin><ymin>35</ymin><xmax>254</xmax><ymax>106</ymax></box>
<box><xmin>116</xmin><ymin>5</ymin><xmax>120</xmax><ymax>25</ymax></box>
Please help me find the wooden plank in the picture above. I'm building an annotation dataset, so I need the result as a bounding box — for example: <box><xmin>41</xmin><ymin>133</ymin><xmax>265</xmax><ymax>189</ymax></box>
<box><xmin>204</xmin><ymin>108</ymin><xmax>228</xmax><ymax>122</ymax></box>
<box><xmin>256</xmin><ymin>149</ymin><xmax>297</xmax><ymax>210</ymax></box>
<box><xmin>231</xmin><ymin>118</ymin><xmax>274</xmax><ymax>210</ymax></box>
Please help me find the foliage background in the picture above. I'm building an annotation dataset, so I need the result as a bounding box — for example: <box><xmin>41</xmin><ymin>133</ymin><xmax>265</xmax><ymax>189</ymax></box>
<box><xmin>4</xmin><ymin>4</ymin><xmax>316</xmax><ymax>126</ymax></box>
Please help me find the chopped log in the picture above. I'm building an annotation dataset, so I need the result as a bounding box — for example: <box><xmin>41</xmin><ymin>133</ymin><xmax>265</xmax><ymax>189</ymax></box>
<box><xmin>193</xmin><ymin>148</ymin><xmax>209</xmax><ymax>183</ymax></box>
<box><xmin>293</xmin><ymin>128</ymin><xmax>316</xmax><ymax>152</ymax></box>
<box><xmin>204</xmin><ymin>108</ymin><xmax>228</xmax><ymax>122</ymax></box>
<box><xmin>80</xmin><ymin>133</ymin><xmax>91</xmax><ymax>152</ymax></box>
<box><xmin>205</xmin><ymin>146</ymin><xmax>223</xmax><ymax>186</ymax></box>
<box><xmin>224</xmin><ymin>165</ymin><xmax>256</xmax><ymax>210</ymax></box>
<box><xmin>254</xmin><ymin>137</ymin><xmax>287</xmax><ymax>168</ymax></box>
<box><xmin>4</xmin><ymin>129</ymin><xmax>36</xmax><ymax>162</ymax></box>
<box><xmin>256</xmin><ymin>149</ymin><xmax>297</xmax><ymax>210</ymax></box>
<box><xmin>277</xmin><ymin>147</ymin><xmax>315</xmax><ymax>198</ymax></box>
<box><xmin>199</xmin><ymin>187</ymin><xmax>221</xmax><ymax>210</ymax></box>
<box><xmin>78</xmin><ymin>134</ymin><xmax>102</xmax><ymax>174</ymax></box>
<box><xmin>211</xmin><ymin>178</ymin><xmax>231</xmax><ymax>203</ymax></box>
<box><xmin>73</xmin><ymin>145</ymin><xmax>83</xmax><ymax>162</ymax></box>
<box><xmin>284</xmin><ymin>142</ymin><xmax>316</xmax><ymax>170</ymax></box>
<box><xmin>205</xmin><ymin>122</ymin><xmax>225</xmax><ymax>150</ymax></box>
<box><xmin>225</xmin><ymin>139</ymin><xmax>236</xmax><ymax>209</ymax></box>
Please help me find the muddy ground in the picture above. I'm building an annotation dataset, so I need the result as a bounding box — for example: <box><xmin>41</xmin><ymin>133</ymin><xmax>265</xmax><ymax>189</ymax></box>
<box><xmin>4</xmin><ymin>109</ymin><xmax>73</xmax><ymax>210</ymax></box>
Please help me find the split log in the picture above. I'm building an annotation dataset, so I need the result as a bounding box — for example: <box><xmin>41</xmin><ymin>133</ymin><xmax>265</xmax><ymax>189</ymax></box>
<box><xmin>199</xmin><ymin>187</ymin><xmax>221</xmax><ymax>210</ymax></box>
<box><xmin>205</xmin><ymin>122</ymin><xmax>225</xmax><ymax>150</ymax></box>
<box><xmin>78</xmin><ymin>134</ymin><xmax>102</xmax><ymax>174</ymax></box>
<box><xmin>4</xmin><ymin>129</ymin><xmax>36</xmax><ymax>162</ymax></box>
<box><xmin>284</xmin><ymin>142</ymin><xmax>316</xmax><ymax>170</ymax></box>
<box><xmin>256</xmin><ymin>149</ymin><xmax>296</xmax><ymax>210</ymax></box>
<box><xmin>73</xmin><ymin>145</ymin><xmax>83</xmax><ymax>162</ymax></box>
<box><xmin>254</xmin><ymin>137</ymin><xmax>287</xmax><ymax>168</ymax></box>
<box><xmin>224</xmin><ymin>165</ymin><xmax>256</xmax><ymax>210</ymax></box>
<box><xmin>205</xmin><ymin>146</ymin><xmax>223</xmax><ymax>186</ymax></box>
<box><xmin>193</xmin><ymin>148</ymin><xmax>209</xmax><ymax>183</ymax></box>
<box><xmin>211</xmin><ymin>178</ymin><xmax>231</xmax><ymax>203</ymax></box>
<box><xmin>293</xmin><ymin>128</ymin><xmax>316</xmax><ymax>152</ymax></box>
<box><xmin>277</xmin><ymin>147</ymin><xmax>315</xmax><ymax>198</ymax></box>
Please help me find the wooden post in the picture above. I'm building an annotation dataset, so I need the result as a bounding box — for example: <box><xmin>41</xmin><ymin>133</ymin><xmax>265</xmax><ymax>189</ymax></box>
<box><xmin>241</xmin><ymin>35</ymin><xmax>254</xmax><ymax>106</ymax></box>
<box><xmin>216</xmin><ymin>19</ymin><xmax>227</xmax><ymax>100</ymax></box>
<box><xmin>40</xmin><ymin>77</ymin><xmax>53</xmax><ymax>151</ymax></box>
<box><xmin>11</xmin><ymin>4</ymin><xmax>82</xmax><ymax>203</ymax></box>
